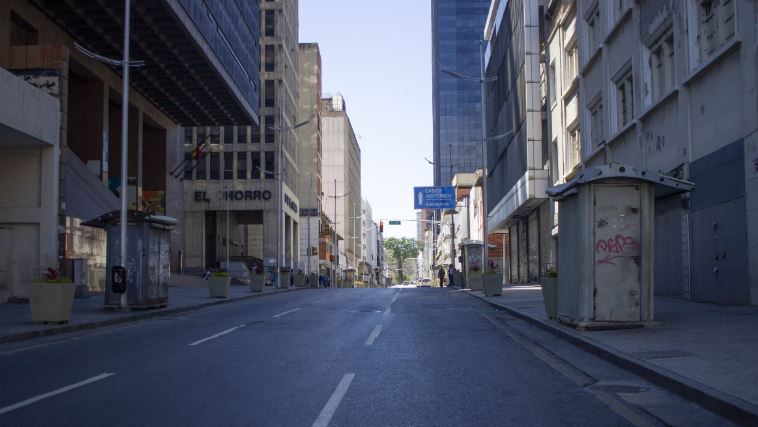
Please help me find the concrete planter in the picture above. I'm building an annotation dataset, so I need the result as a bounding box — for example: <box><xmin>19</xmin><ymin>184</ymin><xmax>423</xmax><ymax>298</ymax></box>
<box><xmin>540</xmin><ymin>277</ymin><xmax>558</xmax><ymax>319</ymax></box>
<box><xmin>308</xmin><ymin>273</ymin><xmax>318</xmax><ymax>287</ymax></box>
<box><xmin>468</xmin><ymin>272</ymin><xmax>483</xmax><ymax>291</ymax></box>
<box><xmin>280</xmin><ymin>272</ymin><xmax>291</xmax><ymax>289</ymax></box>
<box><xmin>29</xmin><ymin>282</ymin><xmax>76</xmax><ymax>323</ymax></box>
<box><xmin>249</xmin><ymin>274</ymin><xmax>265</xmax><ymax>292</ymax></box>
<box><xmin>208</xmin><ymin>276</ymin><xmax>231</xmax><ymax>298</ymax></box>
<box><xmin>483</xmin><ymin>274</ymin><xmax>502</xmax><ymax>297</ymax></box>
<box><xmin>294</xmin><ymin>273</ymin><xmax>306</xmax><ymax>288</ymax></box>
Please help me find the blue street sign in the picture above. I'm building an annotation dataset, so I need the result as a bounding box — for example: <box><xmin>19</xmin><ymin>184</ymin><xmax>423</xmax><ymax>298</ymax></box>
<box><xmin>413</xmin><ymin>186</ymin><xmax>457</xmax><ymax>209</ymax></box>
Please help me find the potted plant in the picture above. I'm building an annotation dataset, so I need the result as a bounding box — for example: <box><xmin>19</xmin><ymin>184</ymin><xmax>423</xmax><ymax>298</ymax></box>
<box><xmin>29</xmin><ymin>268</ymin><xmax>75</xmax><ymax>323</ymax></box>
<box><xmin>209</xmin><ymin>270</ymin><xmax>231</xmax><ymax>298</ymax></box>
<box><xmin>540</xmin><ymin>267</ymin><xmax>558</xmax><ymax>319</ymax></box>
<box><xmin>249</xmin><ymin>265</ymin><xmax>265</xmax><ymax>293</ymax></box>
<box><xmin>468</xmin><ymin>260</ymin><xmax>483</xmax><ymax>291</ymax></box>
<box><xmin>279</xmin><ymin>269</ymin><xmax>291</xmax><ymax>289</ymax></box>
<box><xmin>483</xmin><ymin>260</ymin><xmax>502</xmax><ymax>297</ymax></box>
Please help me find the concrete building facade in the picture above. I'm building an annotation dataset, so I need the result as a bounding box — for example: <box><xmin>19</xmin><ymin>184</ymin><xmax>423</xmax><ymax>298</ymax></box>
<box><xmin>484</xmin><ymin>0</ymin><xmax>552</xmax><ymax>284</ymax></box>
<box><xmin>546</xmin><ymin>0</ymin><xmax>758</xmax><ymax>305</ymax></box>
<box><xmin>0</xmin><ymin>0</ymin><xmax>260</xmax><ymax>301</ymax></box>
<box><xmin>182</xmin><ymin>0</ymin><xmax>302</xmax><ymax>283</ymax></box>
<box><xmin>296</xmin><ymin>43</ymin><xmax>323</xmax><ymax>277</ymax></box>
<box><xmin>322</xmin><ymin>95</ymin><xmax>361</xmax><ymax>277</ymax></box>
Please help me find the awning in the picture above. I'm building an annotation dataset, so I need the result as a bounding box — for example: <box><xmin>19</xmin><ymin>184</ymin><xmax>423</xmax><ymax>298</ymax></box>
<box><xmin>547</xmin><ymin>163</ymin><xmax>695</xmax><ymax>200</ymax></box>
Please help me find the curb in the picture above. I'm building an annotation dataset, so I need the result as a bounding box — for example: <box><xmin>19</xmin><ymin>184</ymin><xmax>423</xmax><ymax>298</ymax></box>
<box><xmin>0</xmin><ymin>287</ymin><xmax>313</xmax><ymax>345</ymax></box>
<box><xmin>465</xmin><ymin>290</ymin><xmax>758</xmax><ymax>425</ymax></box>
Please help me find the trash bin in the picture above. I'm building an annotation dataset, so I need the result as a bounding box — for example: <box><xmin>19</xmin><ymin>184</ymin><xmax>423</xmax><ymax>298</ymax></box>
<box><xmin>83</xmin><ymin>210</ymin><xmax>177</xmax><ymax>309</ymax></box>
<box><xmin>547</xmin><ymin>164</ymin><xmax>693</xmax><ymax>329</ymax></box>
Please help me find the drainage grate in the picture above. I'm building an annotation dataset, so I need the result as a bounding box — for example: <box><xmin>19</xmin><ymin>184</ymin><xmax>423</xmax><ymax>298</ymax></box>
<box><xmin>589</xmin><ymin>383</ymin><xmax>649</xmax><ymax>394</ymax></box>
<box><xmin>630</xmin><ymin>349</ymin><xmax>694</xmax><ymax>360</ymax></box>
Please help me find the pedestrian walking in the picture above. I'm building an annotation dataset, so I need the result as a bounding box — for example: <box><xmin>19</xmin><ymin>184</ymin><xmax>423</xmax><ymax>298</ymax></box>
<box><xmin>438</xmin><ymin>267</ymin><xmax>445</xmax><ymax>288</ymax></box>
<box><xmin>448</xmin><ymin>265</ymin><xmax>456</xmax><ymax>287</ymax></box>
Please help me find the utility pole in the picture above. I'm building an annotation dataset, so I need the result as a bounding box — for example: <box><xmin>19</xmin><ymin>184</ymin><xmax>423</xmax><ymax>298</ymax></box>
<box><xmin>479</xmin><ymin>39</ymin><xmax>489</xmax><ymax>272</ymax></box>
<box><xmin>306</xmin><ymin>174</ymin><xmax>313</xmax><ymax>277</ymax></box>
<box><xmin>276</xmin><ymin>82</ymin><xmax>284</xmax><ymax>288</ymax></box>
<box><xmin>333</xmin><ymin>179</ymin><xmax>337</xmax><ymax>288</ymax></box>
<box><xmin>118</xmin><ymin>0</ymin><xmax>132</xmax><ymax>310</ymax></box>
<box><xmin>225</xmin><ymin>184</ymin><xmax>229</xmax><ymax>269</ymax></box>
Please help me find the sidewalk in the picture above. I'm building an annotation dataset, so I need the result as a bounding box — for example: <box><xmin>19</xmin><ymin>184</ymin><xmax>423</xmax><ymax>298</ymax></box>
<box><xmin>0</xmin><ymin>275</ymin><xmax>308</xmax><ymax>345</ymax></box>
<box><xmin>466</xmin><ymin>285</ymin><xmax>758</xmax><ymax>423</ymax></box>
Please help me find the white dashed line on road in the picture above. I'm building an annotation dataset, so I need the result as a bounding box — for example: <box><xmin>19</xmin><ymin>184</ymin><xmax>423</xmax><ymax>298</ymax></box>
<box><xmin>273</xmin><ymin>307</ymin><xmax>301</xmax><ymax>318</ymax></box>
<box><xmin>364</xmin><ymin>325</ymin><xmax>383</xmax><ymax>346</ymax></box>
<box><xmin>189</xmin><ymin>325</ymin><xmax>246</xmax><ymax>346</ymax></box>
<box><xmin>0</xmin><ymin>372</ymin><xmax>116</xmax><ymax>415</ymax></box>
<box><xmin>391</xmin><ymin>292</ymin><xmax>400</xmax><ymax>303</ymax></box>
<box><xmin>312</xmin><ymin>373</ymin><xmax>356</xmax><ymax>427</ymax></box>
<box><xmin>311</xmin><ymin>298</ymin><xmax>328</xmax><ymax>304</ymax></box>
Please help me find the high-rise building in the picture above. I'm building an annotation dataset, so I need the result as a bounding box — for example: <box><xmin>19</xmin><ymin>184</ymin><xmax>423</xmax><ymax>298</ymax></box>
<box><xmin>297</xmin><ymin>43</ymin><xmax>322</xmax><ymax>277</ymax></box>
<box><xmin>431</xmin><ymin>0</ymin><xmax>491</xmax><ymax>186</ymax></box>
<box><xmin>322</xmin><ymin>95</ymin><xmax>361</xmax><ymax>276</ymax></box>
<box><xmin>182</xmin><ymin>0</ymin><xmax>299</xmax><ymax>285</ymax></box>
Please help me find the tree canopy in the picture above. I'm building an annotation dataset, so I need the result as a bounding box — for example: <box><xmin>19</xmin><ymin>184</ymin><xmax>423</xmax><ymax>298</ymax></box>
<box><xmin>384</xmin><ymin>237</ymin><xmax>422</xmax><ymax>283</ymax></box>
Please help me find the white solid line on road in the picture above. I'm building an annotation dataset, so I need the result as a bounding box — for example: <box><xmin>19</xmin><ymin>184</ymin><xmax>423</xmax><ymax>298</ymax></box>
<box><xmin>312</xmin><ymin>373</ymin><xmax>356</xmax><ymax>427</ymax></box>
<box><xmin>311</xmin><ymin>298</ymin><xmax>328</xmax><ymax>304</ymax></box>
<box><xmin>0</xmin><ymin>372</ymin><xmax>116</xmax><ymax>415</ymax></box>
<box><xmin>189</xmin><ymin>325</ymin><xmax>245</xmax><ymax>346</ymax></box>
<box><xmin>364</xmin><ymin>325</ymin><xmax>383</xmax><ymax>346</ymax></box>
<box><xmin>273</xmin><ymin>307</ymin><xmax>301</xmax><ymax>318</ymax></box>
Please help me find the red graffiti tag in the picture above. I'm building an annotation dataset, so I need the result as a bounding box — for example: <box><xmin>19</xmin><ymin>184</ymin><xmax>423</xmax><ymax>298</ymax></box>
<box><xmin>595</xmin><ymin>235</ymin><xmax>639</xmax><ymax>265</ymax></box>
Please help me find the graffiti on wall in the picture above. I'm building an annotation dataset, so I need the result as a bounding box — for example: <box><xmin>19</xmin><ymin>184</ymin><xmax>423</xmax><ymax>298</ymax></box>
<box><xmin>595</xmin><ymin>234</ymin><xmax>639</xmax><ymax>266</ymax></box>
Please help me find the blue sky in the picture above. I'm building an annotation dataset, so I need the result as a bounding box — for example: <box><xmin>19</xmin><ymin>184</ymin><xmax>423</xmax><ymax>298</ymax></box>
<box><xmin>300</xmin><ymin>0</ymin><xmax>432</xmax><ymax>239</ymax></box>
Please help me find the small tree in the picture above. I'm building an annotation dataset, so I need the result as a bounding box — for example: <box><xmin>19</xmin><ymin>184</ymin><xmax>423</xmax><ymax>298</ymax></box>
<box><xmin>384</xmin><ymin>237</ymin><xmax>422</xmax><ymax>283</ymax></box>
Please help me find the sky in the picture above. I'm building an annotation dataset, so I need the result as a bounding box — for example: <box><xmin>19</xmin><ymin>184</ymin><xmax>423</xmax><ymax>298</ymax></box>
<box><xmin>299</xmin><ymin>0</ymin><xmax>432</xmax><ymax>240</ymax></box>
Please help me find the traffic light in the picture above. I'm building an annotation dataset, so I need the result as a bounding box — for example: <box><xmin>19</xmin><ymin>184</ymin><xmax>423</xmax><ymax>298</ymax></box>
<box><xmin>329</xmin><ymin>255</ymin><xmax>335</xmax><ymax>262</ymax></box>
<box><xmin>379</xmin><ymin>220</ymin><xmax>384</xmax><ymax>233</ymax></box>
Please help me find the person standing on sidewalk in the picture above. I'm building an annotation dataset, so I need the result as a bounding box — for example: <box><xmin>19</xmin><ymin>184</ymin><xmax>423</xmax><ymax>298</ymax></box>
<box><xmin>448</xmin><ymin>265</ymin><xmax>456</xmax><ymax>287</ymax></box>
<box><xmin>437</xmin><ymin>267</ymin><xmax>445</xmax><ymax>288</ymax></box>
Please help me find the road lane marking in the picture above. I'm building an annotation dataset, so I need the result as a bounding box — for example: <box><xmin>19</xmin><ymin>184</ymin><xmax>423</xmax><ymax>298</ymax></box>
<box><xmin>391</xmin><ymin>292</ymin><xmax>400</xmax><ymax>303</ymax></box>
<box><xmin>189</xmin><ymin>325</ymin><xmax>245</xmax><ymax>346</ymax></box>
<box><xmin>311</xmin><ymin>298</ymin><xmax>328</xmax><ymax>304</ymax></box>
<box><xmin>273</xmin><ymin>307</ymin><xmax>301</xmax><ymax>318</ymax></box>
<box><xmin>312</xmin><ymin>373</ymin><xmax>356</xmax><ymax>427</ymax></box>
<box><xmin>364</xmin><ymin>325</ymin><xmax>383</xmax><ymax>346</ymax></box>
<box><xmin>383</xmin><ymin>307</ymin><xmax>391</xmax><ymax>316</ymax></box>
<box><xmin>0</xmin><ymin>372</ymin><xmax>115</xmax><ymax>415</ymax></box>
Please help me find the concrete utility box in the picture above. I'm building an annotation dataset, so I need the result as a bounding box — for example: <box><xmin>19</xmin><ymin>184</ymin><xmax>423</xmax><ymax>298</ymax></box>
<box><xmin>547</xmin><ymin>164</ymin><xmax>693</xmax><ymax>329</ymax></box>
<box><xmin>84</xmin><ymin>210</ymin><xmax>177</xmax><ymax>309</ymax></box>
<box><xmin>460</xmin><ymin>241</ymin><xmax>484</xmax><ymax>289</ymax></box>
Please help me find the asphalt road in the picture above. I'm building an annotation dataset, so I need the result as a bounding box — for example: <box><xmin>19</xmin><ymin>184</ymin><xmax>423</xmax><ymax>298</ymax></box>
<box><xmin>0</xmin><ymin>288</ymin><xmax>638</xmax><ymax>426</ymax></box>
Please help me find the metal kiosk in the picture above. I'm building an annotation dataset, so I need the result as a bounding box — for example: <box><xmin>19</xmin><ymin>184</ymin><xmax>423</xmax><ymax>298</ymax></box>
<box><xmin>84</xmin><ymin>210</ymin><xmax>177</xmax><ymax>309</ymax></box>
<box><xmin>546</xmin><ymin>164</ymin><xmax>693</xmax><ymax>329</ymax></box>
<box><xmin>460</xmin><ymin>240</ymin><xmax>484</xmax><ymax>290</ymax></box>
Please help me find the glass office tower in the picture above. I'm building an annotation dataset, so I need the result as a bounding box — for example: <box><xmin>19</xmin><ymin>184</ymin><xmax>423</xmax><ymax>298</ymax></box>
<box><xmin>432</xmin><ymin>0</ymin><xmax>491</xmax><ymax>186</ymax></box>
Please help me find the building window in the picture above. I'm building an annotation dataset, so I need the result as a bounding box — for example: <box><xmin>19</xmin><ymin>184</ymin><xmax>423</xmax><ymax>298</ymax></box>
<box><xmin>209</xmin><ymin>152</ymin><xmax>220</xmax><ymax>180</ymax></box>
<box><xmin>184</xmin><ymin>128</ymin><xmax>193</xmax><ymax>145</ymax></box>
<box><xmin>238</xmin><ymin>126</ymin><xmax>248</xmax><ymax>144</ymax></box>
<box><xmin>223</xmin><ymin>126</ymin><xmax>234</xmax><ymax>144</ymax></box>
<box><xmin>264</xmin><ymin>151</ymin><xmax>275</xmax><ymax>180</ymax></box>
<box><xmin>587</xmin><ymin>5</ymin><xmax>601</xmax><ymax>54</ymax></box>
<box><xmin>589</xmin><ymin>100</ymin><xmax>604</xmax><ymax>147</ymax></box>
<box><xmin>210</xmin><ymin>127</ymin><xmax>220</xmax><ymax>144</ymax></box>
<box><xmin>223</xmin><ymin>152</ymin><xmax>233</xmax><ymax>180</ymax></box>
<box><xmin>264</xmin><ymin>80</ymin><xmax>275</xmax><ymax>108</ymax></box>
<box><xmin>610</xmin><ymin>0</ymin><xmax>629</xmax><ymax>25</ymax></box>
<box><xmin>10</xmin><ymin>13</ymin><xmax>38</xmax><ymax>46</ymax></box>
<box><xmin>251</xmin><ymin>152</ymin><xmax>261</xmax><ymax>179</ymax></box>
<box><xmin>264</xmin><ymin>116</ymin><xmax>275</xmax><ymax>143</ymax></box>
<box><xmin>615</xmin><ymin>70</ymin><xmax>634</xmax><ymax>129</ymax></box>
<box><xmin>251</xmin><ymin>126</ymin><xmax>260</xmax><ymax>144</ymax></box>
<box><xmin>648</xmin><ymin>30</ymin><xmax>675</xmax><ymax>103</ymax></box>
<box><xmin>566</xmin><ymin>125</ymin><xmax>581</xmax><ymax>171</ymax></box>
<box><xmin>237</xmin><ymin>152</ymin><xmax>247</xmax><ymax>180</ymax></box>
<box><xmin>564</xmin><ymin>43</ymin><xmax>578</xmax><ymax>88</ymax></box>
<box><xmin>549</xmin><ymin>61</ymin><xmax>557</xmax><ymax>105</ymax></box>
<box><xmin>264</xmin><ymin>10</ymin><xmax>275</xmax><ymax>37</ymax></box>
<box><xmin>196</xmin><ymin>127</ymin><xmax>207</xmax><ymax>145</ymax></box>
<box><xmin>696</xmin><ymin>0</ymin><xmax>735</xmax><ymax>62</ymax></box>
<box><xmin>196</xmin><ymin>154</ymin><xmax>207</xmax><ymax>180</ymax></box>
<box><xmin>264</xmin><ymin>45</ymin><xmax>276</xmax><ymax>72</ymax></box>
<box><xmin>183</xmin><ymin>152</ymin><xmax>193</xmax><ymax>180</ymax></box>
